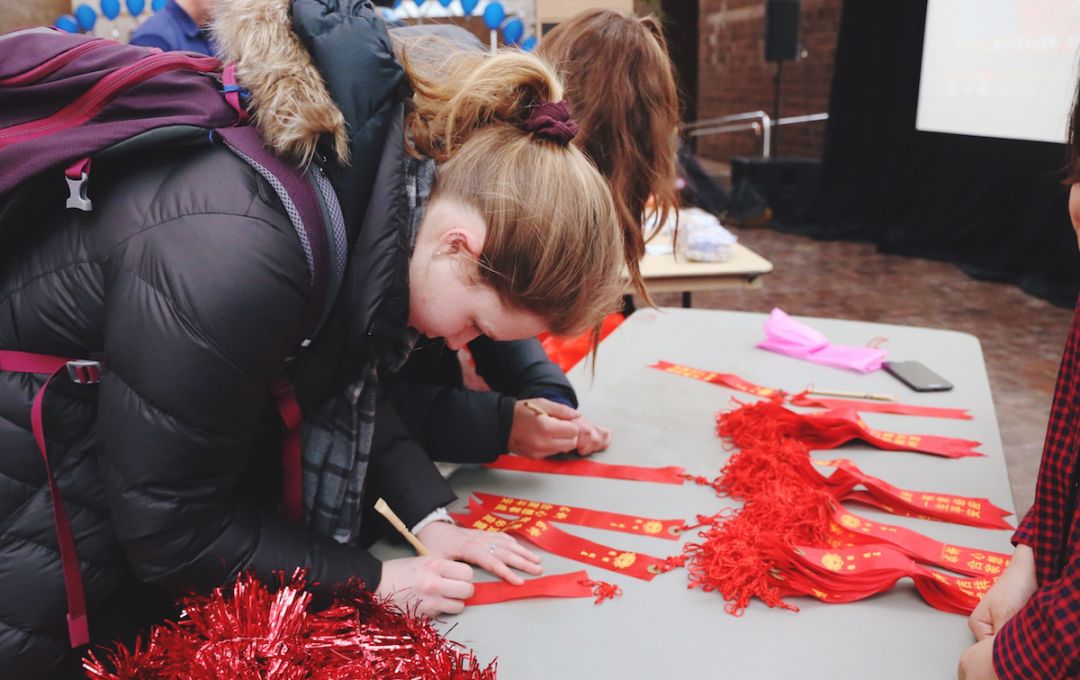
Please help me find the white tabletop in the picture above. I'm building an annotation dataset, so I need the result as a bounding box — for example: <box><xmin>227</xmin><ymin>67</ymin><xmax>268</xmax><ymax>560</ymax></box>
<box><xmin>375</xmin><ymin>308</ymin><xmax>1015</xmax><ymax>679</ymax></box>
<box><xmin>636</xmin><ymin>241</ymin><xmax>774</xmax><ymax>294</ymax></box>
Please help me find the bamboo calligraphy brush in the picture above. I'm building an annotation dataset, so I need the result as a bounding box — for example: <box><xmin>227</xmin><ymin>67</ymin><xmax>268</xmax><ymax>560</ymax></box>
<box><xmin>522</xmin><ymin>400</ymin><xmax>549</xmax><ymax>417</ymax></box>
<box><xmin>806</xmin><ymin>388</ymin><xmax>896</xmax><ymax>402</ymax></box>
<box><xmin>374</xmin><ymin>497</ymin><xmax>430</xmax><ymax>556</ymax></box>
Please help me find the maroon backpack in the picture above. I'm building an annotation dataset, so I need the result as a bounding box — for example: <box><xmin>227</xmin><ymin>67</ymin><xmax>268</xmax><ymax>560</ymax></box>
<box><xmin>0</xmin><ymin>28</ymin><xmax>332</xmax><ymax>648</ymax></box>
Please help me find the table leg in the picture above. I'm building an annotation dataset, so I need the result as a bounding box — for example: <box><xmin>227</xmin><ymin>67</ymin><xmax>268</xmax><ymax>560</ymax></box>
<box><xmin>682</xmin><ymin>291</ymin><xmax>692</xmax><ymax>308</ymax></box>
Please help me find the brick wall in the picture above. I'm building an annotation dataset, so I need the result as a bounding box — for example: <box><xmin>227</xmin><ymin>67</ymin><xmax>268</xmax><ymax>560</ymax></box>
<box><xmin>695</xmin><ymin>0</ymin><xmax>842</xmax><ymax>163</ymax></box>
<box><xmin>0</xmin><ymin>0</ymin><xmax>69</xmax><ymax>35</ymax></box>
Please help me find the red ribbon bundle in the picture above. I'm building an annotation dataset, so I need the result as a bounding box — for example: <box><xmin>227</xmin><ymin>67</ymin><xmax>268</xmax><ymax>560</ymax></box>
<box><xmin>812</xmin><ymin>459</ymin><xmax>1013</xmax><ymax>529</ymax></box>
<box><xmin>773</xmin><ymin>544</ymin><xmax>994</xmax><ymax>615</ymax></box>
<box><xmin>83</xmin><ymin>571</ymin><xmax>496</xmax><ymax>679</ymax></box>
<box><xmin>679</xmin><ymin>400</ymin><xmax>1007</xmax><ymax>615</ymax></box>
<box><xmin>720</xmin><ymin>400</ymin><xmax>983</xmax><ymax>458</ymax></box>
<box><xmin>826</xmin><ymin>508</ymin><xmax>1011</xmax><ymax>577</ymax></box>
<box><xmin>697</xmin><ymin>419</ymin><xmax>1010</xmax><ymax>530</ymax></box>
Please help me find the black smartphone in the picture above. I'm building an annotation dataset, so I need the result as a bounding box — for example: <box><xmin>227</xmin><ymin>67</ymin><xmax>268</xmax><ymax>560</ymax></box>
<box><xmin>883</xmin><ymin>360</ymin><xmax>953</xmax><ymax>392</ymax></box>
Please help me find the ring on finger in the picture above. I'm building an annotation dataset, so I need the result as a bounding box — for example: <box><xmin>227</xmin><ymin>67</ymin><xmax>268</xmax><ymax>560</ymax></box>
<box><xmin>488</xmin><ymin>543</ymin><xmax>498</xmax><ymax>555</ymax></box>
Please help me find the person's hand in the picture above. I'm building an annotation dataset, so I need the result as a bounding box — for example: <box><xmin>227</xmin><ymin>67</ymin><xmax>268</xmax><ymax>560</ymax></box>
<box><xmin>957</xmin><ymin>638</ymin><xmax>1000</xmax><ymax>680</ymax></box>
<box><xmin>417</xmin><ymin>521</ymin><xmax>543</xmax><ymax>585</ymax></box>
<box><xmin>573</xmin><ymin>415</ymin><xmax>612</xmax><ymax>456</ymax></box>
<box><xmin>375</xmin><ymin>556</ymin><xmax>475</xmax><ymax>617</ymax></box>
<box><xmin>968</xmin><ymin>544</ymin><xmax>1037</xmax><ymax>641</ymax></box>
<box><xmin>507</xmin><ymin>398</ymin><xmax>580</xmax><ymax>459</ymax></box>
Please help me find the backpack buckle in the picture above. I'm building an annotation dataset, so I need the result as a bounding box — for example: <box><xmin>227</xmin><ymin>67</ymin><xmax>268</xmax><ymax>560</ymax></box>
<box><xmin>66</xmin><ymin>360</ymin><xmax>101</xmax><ymax>384</ymax></box>
<box><xmin>64</xmin><ymin>158</ymin><xmax>93</xmax><ymax>212</ymax></box>
<box><xmin>65</xmin><ymin>172</ymin><xmax>92</xmax><ymax>212</ymax></box>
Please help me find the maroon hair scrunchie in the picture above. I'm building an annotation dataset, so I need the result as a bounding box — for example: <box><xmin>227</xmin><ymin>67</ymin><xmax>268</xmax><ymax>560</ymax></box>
<box><xmin>523</xmin><ymin>100</ymin><xmax>579</xmax><ymax>145</ymax></box>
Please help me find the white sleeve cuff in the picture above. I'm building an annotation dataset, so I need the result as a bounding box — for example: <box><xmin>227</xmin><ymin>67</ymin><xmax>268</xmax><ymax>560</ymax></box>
<box><xmin>411</xmin><ymin>507</ymin><xmax>454</xmax><ymax>535</ymax></box>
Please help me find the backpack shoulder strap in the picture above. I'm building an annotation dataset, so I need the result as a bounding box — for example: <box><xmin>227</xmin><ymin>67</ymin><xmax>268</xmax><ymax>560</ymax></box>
<box><xmin>214</xmin><ymin>125</ymin><xmax>343</xmax><ymax>343</ymax></box>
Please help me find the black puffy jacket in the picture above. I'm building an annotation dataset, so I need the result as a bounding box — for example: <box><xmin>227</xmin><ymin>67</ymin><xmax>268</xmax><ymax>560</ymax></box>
<box><xmin>0</xmin><ymin>2</ymin><xmax>453</xmax><ymax>675</ymax></box>
<box><xmin>386</xmin><ymin>335</ymin><xmax>577</xmax><ymax>463</ymax></box>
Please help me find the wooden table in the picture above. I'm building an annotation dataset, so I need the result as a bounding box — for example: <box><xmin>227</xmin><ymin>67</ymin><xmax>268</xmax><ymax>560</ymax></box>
<box><xmin>634</xmin><ymin>239</ymin><xmax>773</xmax><ymax>307</ymax></box>
<box><xmin>374</xmin><ymin>308</ymin><xmax>1014</xmax><ymax>679</ymax></box>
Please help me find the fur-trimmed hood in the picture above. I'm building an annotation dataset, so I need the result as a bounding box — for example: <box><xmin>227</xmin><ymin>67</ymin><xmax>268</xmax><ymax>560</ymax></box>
<box><xmin>210</xmin><ymin>0</ymin><xmax>407</xmax><ymax>242</ymax></box>
<box><xmin>210</xmin><ymin>0</ymin><xmax>350</xmax><ymax>166</ymax></box>
<box><xmin>211</xmin><ymin>0</ymin><xmax>416</xmax><ymax>387</ymax></box>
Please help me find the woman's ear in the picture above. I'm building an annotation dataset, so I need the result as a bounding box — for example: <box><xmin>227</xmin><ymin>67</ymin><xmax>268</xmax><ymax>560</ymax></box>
<box><xmin>439</xmin><ymin>228</ymin><xmax>483</xmax><ymax>258</ymax></box>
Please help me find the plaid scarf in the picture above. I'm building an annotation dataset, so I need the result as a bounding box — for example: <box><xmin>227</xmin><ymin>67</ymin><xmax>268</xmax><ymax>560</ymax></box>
<box><xmin>300</xmin><ymin>156</ymin><xmax>434</xmax><ymax>543</ymax></box>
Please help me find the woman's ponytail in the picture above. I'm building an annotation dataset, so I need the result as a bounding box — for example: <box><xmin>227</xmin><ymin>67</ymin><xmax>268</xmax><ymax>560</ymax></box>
<box><xmin>399</xmin><ymin>44</ymin><xmax>625</xmax><ymax>338</ymax></box>
<box><xmin>403</xmin><ymin>46</ymin><xmax>573</xmax><ymax>160</ymax></box>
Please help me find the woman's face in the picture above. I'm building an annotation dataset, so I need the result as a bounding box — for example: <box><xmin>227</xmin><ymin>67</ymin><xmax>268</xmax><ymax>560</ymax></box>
<box><xmin>1069</xmin><ymin>183</ymin><xmax>1080</xmax><ymax>251</ymax></box>
<box><xmin>408</xmin><ymin>199</ymin><xmax>547</xmax><ymax>350</ymax></box>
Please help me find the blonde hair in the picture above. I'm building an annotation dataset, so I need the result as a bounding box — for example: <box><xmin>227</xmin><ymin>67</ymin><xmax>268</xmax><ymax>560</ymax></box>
<box><xmin>401</xmin><ymin>45</ymin><xmax>624</xmax><ymax>337</ymax></box>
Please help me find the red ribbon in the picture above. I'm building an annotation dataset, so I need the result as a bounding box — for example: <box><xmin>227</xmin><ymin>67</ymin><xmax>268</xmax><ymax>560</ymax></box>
<box><xmin>790</xmin><ymin>392</ymin><xmax>972</xmax><ymax>419</ymax></box>
<box><xmin>485</xmin><ymin>455</ymin><xmax>687</xmax><ymax>485</ymax></box>
<box><xmin>813</xmin><ymin>459</ymin><xmax>1013</xmax><ymax>530</ymax></box>
<box><xmin>649</xmin><ymin>360</ymin><xmax>784</xmax><ymax>399</ymax></box>
<box><xmin>452</xmin><ymin>507</ymin><xmax>670</xmax><ymax>581</ymax></box>
<box><xmin>471</xmin><ymin>492</ymin><xmax>686</xmax><ymax>540</ymax></box>
<box><xmin>651</xmin><ymin>360</ymin><xmax>973</xmax><ymax>420</ymax></box>
<box><xmin>466</xmin><ymin>571</ymin><xmax>596</xmax><ymax>606</ymax></box>
<box><xmin>827</xmin><ymin>508</ymin><xmax>1011</xmax><ymax>577</ymax></box>
<box><xmin>775</xmin><ymin>543</ymin><xmax>994</xmax><ymax>615</ymax></box>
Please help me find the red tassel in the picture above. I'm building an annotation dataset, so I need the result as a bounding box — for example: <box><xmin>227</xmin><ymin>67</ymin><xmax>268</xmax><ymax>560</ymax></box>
<box><xmin>82</xmin><ymin>570</ymin><xmax>497</xmax><ymax>679</ymax></box>
<box><xmin>579</xmin><ymin>579</ymin><xmax>623</xmax><ymax>605</ymax></box>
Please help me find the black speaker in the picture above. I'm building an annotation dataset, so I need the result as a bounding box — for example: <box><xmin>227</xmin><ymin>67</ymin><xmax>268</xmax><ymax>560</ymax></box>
<box><xmin>730</xmin><ymin>156</ymin><xmax>821</xmax><ymax>225</ymax></box>
<box><xmin>765</xmin><ymin>0</ymin><xmax>800</xmax><ymax>62</ymax></box>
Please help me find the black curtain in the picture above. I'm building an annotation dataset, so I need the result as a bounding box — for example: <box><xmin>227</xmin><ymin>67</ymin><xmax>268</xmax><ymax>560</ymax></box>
<box><xmin>805</xmin><ymin>0</ymin><xmax>1080</xmax><ymax>307</ymax></box>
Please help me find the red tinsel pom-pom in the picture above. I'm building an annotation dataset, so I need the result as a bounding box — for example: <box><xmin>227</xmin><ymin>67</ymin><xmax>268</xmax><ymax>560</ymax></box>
<box><xmin>82</xmin><ymin>570</ymin><xmax>497</xmax><ymax>679</ymax></box>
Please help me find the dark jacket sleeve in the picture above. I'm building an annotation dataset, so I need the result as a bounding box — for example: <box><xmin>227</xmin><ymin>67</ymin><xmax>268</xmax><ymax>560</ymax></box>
<box><xmin>469</xmin><ymin>336</ymin><xmax>576</xmax><ymax>407</ymax></box>
<box><xmin>95</xmin><ymin>208</ymin><xmax>387</xmax><ymax>595</ymax></box>
<box><xmin>386</xmin><ymin>337</ymin><xmax>576</xmax><ymax>464</ymax></box>
<box><xmin>387</xmin><ymin>377</ymin><xmax>517</xmax><ymax>464</ymax></box>
<box><xmin>366</xmin><ymin>397</ymin><xmax>458</xmax><ymax>527</ymax></box>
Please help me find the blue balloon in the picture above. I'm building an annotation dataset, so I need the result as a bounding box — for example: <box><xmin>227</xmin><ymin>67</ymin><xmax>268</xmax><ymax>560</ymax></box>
<box><xmin>502</xmin><ymin>17</ymin><xmax>524</xmax><ymax>45</ymax></box>
<box><xmin>392</xmin><ymin>0</ymin><xmax>402</xmax><ymax>6</ymax></box>
<box><xmin>151</xmin><ymin>0</ymin><xmax>167</xmax><ymax>11</ymax></box>
<box><xmin>55</xmin><ymin>14</ymin><xmax>80</xmax><ymax>33</ymax></box>
<box><xmin>482</xmin><ymin>2</ymin><xmax>504</xmax><ymax>30</ymax></box>
<box><xmin>74</xmin><ymin>4</ymin><xmax>97</xmax><ymax>31</ymax></box>
<box><xmin>126</xmin><ymin>0</ymin><xmax>146</xmax><ymax>17</ymax></box>
<box><xmin>460</xmin><ymin>0</ymin><xmax>479</xmax><ymax>15</ymax></box>
<box><xmin>439</xmin><ymin>0</ymin><xmax>453</xmax><ymax>6</ymax></box>
<box><xmin>414</xmin><ymin>0</ymin><xmax>426</xmax><ymax>6</ymax></box>
<box><xmin>520</xmin><ymin>35</ymin><xmax>537</xmax><ymax>52</ymax></box>
<box><xmin>100</xmin><ymin>0</ymin><xmax>120</xmax><ymax>20</ymax></box>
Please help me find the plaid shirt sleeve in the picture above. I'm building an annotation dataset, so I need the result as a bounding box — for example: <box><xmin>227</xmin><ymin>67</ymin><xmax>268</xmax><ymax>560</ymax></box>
<box><xmin>993</xmin><ymin>552</ymin><xmax>1080</xmax><ymax>679</ymax></box>
<box><xmin>994</xmin><ymin>298</ymin><xmax>1080</xmax><ymax>679</ymax></box>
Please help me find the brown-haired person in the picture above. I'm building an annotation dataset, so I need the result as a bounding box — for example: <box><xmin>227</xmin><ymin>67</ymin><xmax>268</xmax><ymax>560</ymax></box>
<box><xmin>385</xmin><ymin>10</ymin><xmax>682</xmax><ymax>467</ymax></box>
<box><xmin>0</xmin><ymin>0</ymin><xmax>625</xmax><ymax>675</ymax></box>
<box><xmin>539</xmin><ymin>8</ymin><xmax>681</xmax><ymax>291</ymax></box>
<box><xmin>957</xmin><ymin>79</ymin><xmax>1080</xmax><ymax>680</ymax></box>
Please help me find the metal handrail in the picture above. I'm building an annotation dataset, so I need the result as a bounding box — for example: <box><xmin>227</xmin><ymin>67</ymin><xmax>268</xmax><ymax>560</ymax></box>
<box><xmin>684</xmin><ymin>110</ymin><xmax>772</xmax><ymax>130</ymax></box>
<box><xmin>686</xmin><ymin>111</ymin><xmax>828</xmax><ymax>158</ymax></box>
